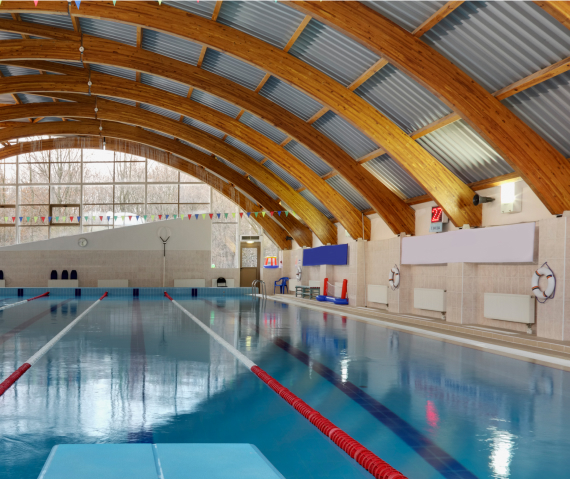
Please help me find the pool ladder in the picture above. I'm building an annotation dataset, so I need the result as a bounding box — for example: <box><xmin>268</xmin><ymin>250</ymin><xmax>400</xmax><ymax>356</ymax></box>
<box><xmin>251</xmin><ymin>280</ymin><xmax>267</xmax><ymax>299</ymax></box>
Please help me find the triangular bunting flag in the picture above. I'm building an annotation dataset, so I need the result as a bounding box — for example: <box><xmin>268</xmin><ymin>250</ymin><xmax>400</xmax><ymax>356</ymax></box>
<box><xmin>121</xmin><ymin>216</ymin><xmax>125</xmax><ymax>222</ymax></box>
<box><xmin>70</xmin><ymin>216</ymin><xmax>74</xmax><ymax>222</ymax></box>
<box><xmin>41</xmin><ymin>216</ymin><xmax>45</xmax><ymax>222</ymax></box>
<box><xmin>113</xmin><ymin>0</ymin><xmax>117</xmax><ymax>4</ymax></box>
<box><xmin>19</xmin><ymin>217</ymin><xmax>23</xmax><ymax>222</ymax></box>
<box><xmin>173</xmin><ymin>215</ymin><xmax>177</xmax><ymax>220</ymax></box>
<box><xmin>217</xmin><ymin>213</ymin><xmax>221</xmax><ymax>219</ymax></box>
<box><xmin>151</xmin><ymin>215</ymin><xmax>155</xmax><ymax>221</ymax></box>
<box><xmin>254</xmin><ymin>212</ymin><xmax>259</xmax><ymax>218</ymax></box>
<box><xmin>158</xmin><ymin>0</ymin><xmax>162</xmax><ymax>4</ymax></box>
<box><xmin>247</xmin><ymin>212</ymin><xmax>251</xmax><ymax>217</ymax></box>
<box><xmin>285</xmin><ymin>211</ymin><xmax>289</xmax><ymax>217</ymax></box>
<box><xmin>114</xmin><ymin>216</ymin><xmax>117</xmax><ymax>221</ymax></box>
<box><xmin>270</xmin><ymin>211</ymin><xmax>274</xmax><ymax>216</ymax></box>
<box><xmin>188</xmin><ymin>214</ymin><xmax>192</xmax><ymax>220</ymax></box>
<box><xmin>180</xmin><ymin>215</ymin><xmax>183</xmax><ymax>220</ymax></box>
<box><xmin>195</xmin><ymin>214</ymin><xmax>199</xmax><ymax>219</ymax></box>
<box><xmin>209</xmin><ymin>213</ymin><xmax>214</xmax><ymax>219</ymax></box>
<box><xmin>34</xmin><ymin>216</ymin><xmax>38</xmax><ymax>223</ymax></box>
<box><xmin>100</xmin><ymin>216</ymin><xmax>103</xmax><ymax>221</ymax></box>
<box><xmin>75</xmin><ymin>0</ymin><xmax>81</xmax><ymax>8</ymax></box>
<box><xmin>136</xmin><ymin>216</ymin><xmax>139</xmax><ymax>221</ymax></box>
<box><xmin>62</xmin><ymin>217</ymin><xmax>66</xmax><ymax>222</ymax></box>
<box><xmin>232</xmin><ymin>213</ymin><xmax>235</xmax><ymax>218</ymax></box>
<box><xmin>34</xmin><ymin>0</ymin><xmax>38</xmax><ymax>5</ymax></box>
<box><xmin>26</xmin><ymin>217</ymin><xmax>30</xmax><ymax>222</ymax></box>
<box><xmin>262</xmin><ymin>212</ymin><xmax>266</xmax><ymax>217</ymax></box>
<box><xmin>107</xmin><ymin>216</ymin><xmax>111</xmax><ymax>221</ymax></box>
<box><xmin>239</xmin><ymin>212</ymin><xmax>243</xmax><ymax>218</ymax></box>
<box><xmin>165</xmin><ymin>215</ymin><xmax>169</xmax><ymax>220</ymax></box>
<box><xmin>128</xmin><ymin>216</ymin><xmax>132</xmax><ymax>221</ymax></box>
<box><xmin>278</xmin><ymin>211</ymin><xmax>282</xmax><ymax>216</ymax></box>
<box><xmin>224</xmin><ymin>213</ymin><xmax>228</xmax><ymax>219</ymax></box>
<box><xmin>144</xmin><ymin>215</ymin><xmax>147</xmax><ymax>221</ymax></box>
<box><xmin>159</xmin><ymin>215</ymin><xmax>162</xmax><ymax>220</ymax></box>
<box><xmin>48</xmin><ymin>217</ymin><xmax>52</xmax><ymax>222</ymax></box>
<box><xmin>3</xmin><ymin>217</ymin><xmax>7</xmax><ymax>222</ymax></box>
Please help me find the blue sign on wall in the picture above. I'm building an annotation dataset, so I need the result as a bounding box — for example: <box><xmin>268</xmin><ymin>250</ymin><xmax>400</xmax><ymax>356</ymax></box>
<box><xmin>302</xmin><ymin>244</ymin><xmax>348</xmax><ymax>266</ymax></box>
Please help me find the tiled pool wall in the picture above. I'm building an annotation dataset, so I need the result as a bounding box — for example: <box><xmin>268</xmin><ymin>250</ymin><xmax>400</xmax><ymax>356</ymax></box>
<box><xmin>0</xmin><ymin>287</ymin><xmax>257</xmax><ymax>298</ymax></box>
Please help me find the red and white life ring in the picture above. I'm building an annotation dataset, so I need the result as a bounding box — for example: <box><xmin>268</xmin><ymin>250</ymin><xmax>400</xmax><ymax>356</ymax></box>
<box><xmin>296</xmin><ymin>265</ymin><xmax>302</xmax><ymax>281</ymax></box>
<box><xmin>389</xmin><ymin>265</ymin><xmax>400</xmax><ymax>290</ymax></box>
<box><xmin>532</xmin><ymin>263</ymin><xmax>555</xmax><ymax>302</ymax></box>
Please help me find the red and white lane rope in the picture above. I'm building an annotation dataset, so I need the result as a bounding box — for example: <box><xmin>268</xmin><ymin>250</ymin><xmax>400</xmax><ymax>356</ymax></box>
<box><xmin>0</xmin><ymin>292</ymin><xmax>108</xmax><ymax>398</ymax></box>
<box><xmin>0</xmin><ymin>292</ymin><xmax>50</xmax><ymax>312</ymax></box>
<box><xmin>164</xmin><ymin>292</ymin><xmax>407</xmax><ymax>479</ymax></box>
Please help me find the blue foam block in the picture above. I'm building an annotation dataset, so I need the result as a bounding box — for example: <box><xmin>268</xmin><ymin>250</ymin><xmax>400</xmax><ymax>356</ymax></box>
<box><xmin>38</xmin><ymin>444</ymin><xmax>284</xmax><ymax>479</ymax></box>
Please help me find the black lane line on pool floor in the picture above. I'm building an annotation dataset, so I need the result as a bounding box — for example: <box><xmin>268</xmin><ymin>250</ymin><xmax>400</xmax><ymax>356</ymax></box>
<box><xmin>0</xmin><ymin>299</ymin><xmax>73</xmax><ymax>348</ymax></box>
<box><xmin>127</xmin><ymin>299</ymin><xmax>154</xmax><ymax>444</ymax></box>
<box><xmin>203</xmin><ymin>299</ymin><xmax>477</xmax><ymax>479</ymax></box>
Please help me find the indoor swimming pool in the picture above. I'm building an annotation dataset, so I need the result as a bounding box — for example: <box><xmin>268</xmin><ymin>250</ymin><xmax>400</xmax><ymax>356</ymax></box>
<box><xmin>0</xmin><ymin>294</ymin><xmax>569</xmax><ymax>479</ymax></box>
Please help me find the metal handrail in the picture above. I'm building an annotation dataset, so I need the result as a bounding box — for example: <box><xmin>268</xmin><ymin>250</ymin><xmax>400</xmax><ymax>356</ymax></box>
<box><xmin>251</xmin><ymin>279</ymin><xmax>267</xmax><ymax>298</ymax></box>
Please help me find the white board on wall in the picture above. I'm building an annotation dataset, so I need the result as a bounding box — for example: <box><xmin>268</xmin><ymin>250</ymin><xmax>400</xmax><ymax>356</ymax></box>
<box><xmin>402</xmin><ymin>222</ymin><xmax>536</xmax><ymax>264</ymax></box>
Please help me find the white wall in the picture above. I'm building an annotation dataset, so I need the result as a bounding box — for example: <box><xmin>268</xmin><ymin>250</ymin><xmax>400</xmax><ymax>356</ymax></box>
<box><xmin>0</xmin><ymin>218</ymin><xmax>211</xmax><ymax>252</ymax></box>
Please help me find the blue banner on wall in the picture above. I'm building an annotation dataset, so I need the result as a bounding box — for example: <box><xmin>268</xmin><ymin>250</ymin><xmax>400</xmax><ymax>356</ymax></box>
<box><xmin>303</xmin><ymin>244</ymin><xmax>348</xmax><ymax>266</ymax></box>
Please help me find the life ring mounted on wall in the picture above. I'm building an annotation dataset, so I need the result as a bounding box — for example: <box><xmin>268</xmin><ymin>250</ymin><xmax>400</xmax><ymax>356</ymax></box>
<box><xmin>389</xmin><ymin>265</ymin><xmax>400</xmax><ymax>290</ymax></box>
<box><xmin>532</xmin><ymin>262</ymin><xmax>556</xmax><ymax>303</ymax></box>
<box><xmin>296</xmin><ymin>265</ymin><xmax>302</xmax><ymax>281</ymax></box>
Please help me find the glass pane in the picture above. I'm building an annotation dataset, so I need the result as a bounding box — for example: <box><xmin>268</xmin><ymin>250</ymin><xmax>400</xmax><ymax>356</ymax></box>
<box><xmin>211</xmin><ymin>223</ymin><xmax>237</xmax><ymax>268</ymax></box>
<box><xmin>114</xmin><ymin>185</ymin><xmax>145</xmax><ymax>203</ymax></box>
<box><xmin>83</xmin><ymin>184</ymin><xmax>113</xmax><ymax>204</ymax></box>
<box><xmin>2</xmin><ymin>154</ymin><xmax>17</xmax><ymax>164</ymax></box>
<box><xmin>264</xmin><ymin>241</ymin><xmax>278</xmax><ymax>258</ymax></box>
<box><xmin>20</xmin><ymin>226</ymin><xmax>48</xmax><ymax>243</ymax></box>
<box><xmin>115</xmin><ymin>161</ymin><xmax>145</xmax><ymax>182</ymax></box>
<box><xmin>83</xmin><ymin>149</ymin><xmax>114</xmax><ymax>162</ymax></box>
<box><xmin>147</xmin><ymin>184</ymin><xmax>178</xmax><ymax>204</ymax></box>
<box><xmin>241</xmin><ymin>248</ymin><xmax>257</xmax><ymax>267</ymax></box>
<box><xmin>19</xmin><ymin>151</ymin><xmax>49</xmax><ymax>164</ymax></box>
<box><xmin>114</xmin><ymin>204</ymin><xmax>145</xmax><ymax>227</ymax></box>
<box><xmin>116</xmin><ymin>152</ymin><xmax>145</xmax><ymax>162</ymax></box>
<box><xmin>212</xmin><ymin>190</ymin><xmax>237</xmax><ymax>223</ymax></box>
<box><xmin>83</xmin><ymin>163</ymin><xmax>114</xmax><ymax>183</ymax></box>
<box><xmin>21</xmin><ymin>205</ymin><xmax>49</xmax><ymax>219</ymax></box>
<box><xmin>147</xmin><ymin>160</ymin><xmax>179</xmax><ymax>182</ymax></box>
<box><xmin>50</xmin><ymin>149</ymin><xmax>81</xmax><ymax>163</ymax></box>
<box><xmin>51</xmin><ymin>206</ymin><xmax>80</xmax><ymax>224</ymax></box>
<box><xmin>0</xmin><ymin>226</ymin><xmax>16</xmax><ymax>246</ymax></box>
<box><xmin>18</xmin><ymin>163</ymin><xmax>50</xmax><ymax>183</ymax></box>
<box><xmin>82</xmin><ymin>205</ymin><xmax>114</xmax><ymax>225</ymax></box>
<box><xmin>179</xmin><ymin>204</ymin><xmax>210</xmax><ymax>216</ymax></box>
<box><xmin>145</xmin><ymin>204</ymin><xmax>178</xmax><ymax>218</ymax></box>
<box><xmin>19</xmin><ymin>186</ymin><xmax>47</xmax><ymax>204</ymax></box>
<box><xmin>50</xmin><ymin>186</ymin><xmax>80</xmax><ymax>204</ymax></box>
<box><xmin>0</xmin><ymin>164</ymin><xmax>16</xmax><ymax>184</ymax></box>
<box><xmin>50</xmin><ymin>163</ymin><xmax>81</xmax><ymax>183</ymax></box>
<box><xmin>180</xmin><ymin>172</ymin><xmax>201</xmax><ymax>183</ymax></box>
<box><xmin>180</xmin><ymin>184</ymin><xmax>210</xmax><ymax>203</ymax></box>
<box><xmin>50</xmin><ymin>226</ymin><xmax>80</xmax><ymax>238</ymax></box>
<box><xmin>0</xmin><ymin>207</ymin><xmax>15</xmax><ymax>224</ymax></box>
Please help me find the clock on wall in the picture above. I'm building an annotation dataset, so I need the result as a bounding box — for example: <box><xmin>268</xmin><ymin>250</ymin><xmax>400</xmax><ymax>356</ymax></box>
<box><xmin>78</xmin><ymin>238</ymin><xmax>88</xmax><ymax>247</ymax></box>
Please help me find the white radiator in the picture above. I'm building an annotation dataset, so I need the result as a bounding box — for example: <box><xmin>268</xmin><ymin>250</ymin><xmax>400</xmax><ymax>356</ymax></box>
<box><xmin>309</xmin><ymin>280</ymin><xmax>321</xmax><ymax>288</ymax></box>
<box><xmin>484</xmin><ymin>293</ymin><xmax>535</xmax><ymax>324</ymax></box>
<box><xmin>367</xmin><ymin>285</ymin><xmax>388</xmax><ymax>304</ymax></box>
<box><xmin>414</xmin><ymin>288</ymin><xmax>446</xmax><ymax>312</ymax></box>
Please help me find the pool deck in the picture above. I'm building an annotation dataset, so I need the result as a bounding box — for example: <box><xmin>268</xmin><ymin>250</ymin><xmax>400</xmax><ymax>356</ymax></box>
<box><xmin>266</xmin><ymin>294</ymin><xmax>570</xmax><ymax>371</ymax></box>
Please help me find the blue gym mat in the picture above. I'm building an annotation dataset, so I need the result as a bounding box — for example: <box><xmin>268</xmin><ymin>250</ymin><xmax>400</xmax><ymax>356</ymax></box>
<box><xmin>38</xmin><ymin>444</ymin><xmax>284</xmax><ymax>479</ymax></box>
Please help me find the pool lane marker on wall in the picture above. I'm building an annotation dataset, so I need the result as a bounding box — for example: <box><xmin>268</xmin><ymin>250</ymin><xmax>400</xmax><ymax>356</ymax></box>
<box><xmin>163</xmin><ymin>292</ymin><xmax>407</xmax><ymax>479</ymax></box>
<box><xmin>0</xmin><ymin>292</ymin><xmax>108</xmax><ymax>398</ymax></box>
<box><xmin>0</xmin><ymin>291</ymin><xmax>50</xmax><ymax>312</ymax></box>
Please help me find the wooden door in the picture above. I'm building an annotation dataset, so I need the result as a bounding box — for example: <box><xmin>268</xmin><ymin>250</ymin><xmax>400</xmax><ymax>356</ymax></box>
<box><xmin>240</xmin><ymin>242</ymin><xmax>260</xmax><ymax>287</ymax></box>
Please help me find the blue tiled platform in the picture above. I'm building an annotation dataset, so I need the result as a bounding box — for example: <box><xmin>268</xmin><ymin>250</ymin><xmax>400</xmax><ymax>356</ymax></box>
<box><xmin>0</xmin><ymin>287</ymin><xmax>256</xmax><ymax>298</ymax></box>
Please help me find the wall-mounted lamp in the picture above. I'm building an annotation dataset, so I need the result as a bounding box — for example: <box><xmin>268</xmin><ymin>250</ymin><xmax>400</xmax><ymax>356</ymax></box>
<box><xmin>501</xmin><ymin>182</ymin><xmax>522</xmax><ymax>214</ymax></box>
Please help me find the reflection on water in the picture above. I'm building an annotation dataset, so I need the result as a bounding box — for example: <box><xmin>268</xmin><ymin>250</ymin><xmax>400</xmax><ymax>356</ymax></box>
<box><xmin>487</xmin><ymin>426</ymin><xmax>517</xmax><ymax>478</ymax></box>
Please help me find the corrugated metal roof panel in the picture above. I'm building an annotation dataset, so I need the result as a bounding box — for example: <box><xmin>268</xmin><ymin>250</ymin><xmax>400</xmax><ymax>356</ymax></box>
<box><xmin>37</xmin><ymin>117</ymin><xmax>63</xmax><ymax>123</ymax></box>
<box><xmin>217</xmin><ymin>157</ymin><xmax>246</xmax><ymax>177</ymax></box>
<box><xmin>0</xmin><ymin>13</ymin><xmax>14</xmax><ymax>20</ymax></box>
<box><xmin>284</xmin><ymin>140</ymin><xmax>332</xmax><ymax>177</ymax></box>
<box><xmin>89</xmin><ymin>64</ymin><xmax>136</xmax><ymax>81</ymax></box>
<box><xmin>141</xmin><ymin>29</ymin><xmax>203</xmax><ymax>66</ymax></box>
<box><xmin>51</xmin><ymin>60</ymin><xmax>84</xmax><ymax>69</ymax></box>
<box><xmin>299</xmin><ymin>189</ymin><xmax>333</xmax><ymax>219</ymax></box>
<box><xmin>140</xmin><ymin>103</ymin><xmax>180</xmax><ymax>121</ymax></box>
<box><xmin>362</xmin><ymin>1</ymin><xmax>447</xmax><ymax>32</ymax></box>
<box><xmin>263</xmin><ymin>160</ymin><xmax>302</xmax><ymax>190</ymax></box>
<box><xmin>183</xmin><ymin>117</ymin><xmax>225</xmax><ymax>139</ymax></box>
<box><xmin>288</xmin><ymin>18</ymin><xmax>380</xmax><ymax>87</ymax></box>
<box><xmin>503</xmin><ymin>70</ymin><xmax>570</xmax><ymax>157</ymax></box>
<box><xmin>164</xmin><ymin>1</ymin><xmax>216</xmax><ymax>19</ymax></box>
<box><xmin>19</xmin><ymin>94</ymin><xmax>53</xmax><ymax>104</ymax></box>
<box><xmin>250</xmin><ymin>177</ymin><xmax>279</xmax><ymax>200</ymax></box>
<box><xmin>312</xmin><ymin>111</ymin><xmax>377</xmax><ymax>160</ymax></box>
<box><xmin>202</xmin><ymin>49</ymin><xmax>266</xmax><ymax>91</ymax></box>
<box><xmin>143</xmin><ymin>128</ymin><xmax>175</xmax><ymax>140</ymax></box>
<box><xmin>225</xmin><ymin>136</ymin><xmax>265</xmax><ymax>162</ymax></box>
<box><xmin>100</xmin><ymin>96</ymin><xmax>137</xmax><ymax>107</ymax></box>
<box><xmin>19</xmin><ymin>13</ymin><xmax>75</xmax><ymax>30</ymax></box>
<box><xmin>216</xmin><ymin>1</ymin><xmax>307</xmax><ymax>49</ymax></box>
<box><xmin>191</xmin><ymin>90</ymin><xmax>241</xmax><ymax>118</ymax></box>
<box><xmin>259</xmin><ymin>76</ymin><xmax>322</xmax><ymax>121</ymax></box>
<box><xmin>0</xmin><ymin>31</ymin><xmax>22</xmax><ymax>41</ymax></box>
<box><xmin>239</xmin><ymin>112</ymin><xmax>287</xmax><ymax>144</ymax></box>
<box><xmin>364</xmin><ymin>154</ymin><xmax>426</xmax><ymax>199</ymax></box>
<box><xmin>180</xmin><ymin>139</ymin><xmax>212</xmax><ymax>155</ymax></box>
<box><xmin>0</xmin><ymin>64</ymin><xmax>40</xmax><ymax>77</ymax></box>
<box><xmin>326</xmin><ymin>175</ymin><xmax>371</xmax><ymax>211</ymax></box>
<box><xmin>417</xmin><ymin>119</ymin><xmax>513</xmax><ymax>183</ymax></box>
<box><xmin>78</xmin><ymin>17</ymin><xmax>137</xmax><ymax>47</ymax></box>
<box><xmin>423</xmin><ymin>1</ymin><xmax>570</xmax><ymax>92</ymax></box>
<box><xmin>140</xmin><ymin>73</ymin><xmax>189</xmax><ymax>97</ymax></box>
<box><xmin>355</xmin><ymin>64</ymin><xmax>451</xmax><ymax>134</ymax></box>
<box><xmin>0</xmin><ymin>94</ymin><xmax>16</xmax><ymax>105</ymax></box>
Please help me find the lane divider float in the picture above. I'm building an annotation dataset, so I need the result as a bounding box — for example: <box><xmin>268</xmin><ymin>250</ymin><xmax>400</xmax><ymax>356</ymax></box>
<box><xmin>0</xmin><ymin>292</ymin><xmax>108</xmax><ymax>398</ymax></box>
<box><xmin>164</xmin><ymin>292</ymin><xmax>407</xmax><ymax>479</ymax></box>
<box><xmin>0</xmin><ymin>291</ymin><xmax>50</xmax><ymax>312</ymax></box>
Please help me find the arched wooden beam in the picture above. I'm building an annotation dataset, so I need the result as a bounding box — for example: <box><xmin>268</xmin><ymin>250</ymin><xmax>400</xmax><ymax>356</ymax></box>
<box><xmin>0</xmin><ymin>7</ymin><xmax>479</xmax><ymax>227</ymax></box>
<box><xmin>0</xmin><ymin>99</ymin><xmax>339</xmax><ymax>244</ymax></box>
<box><xmin>0</xmin><ymin>118</ymin><xmax>312</xmax><ymax>247</ymax></box>
<box><xmin>0</xmin><ymin>21</ymin><xmax>414</xmax><ymax>235</ymax></box>
<box><xmin>288</xmin><ymin>1</ymin><xmax>570</xmax><ymax>215</ymax></box>
<box><xmin>0</xmin><ymin>136</ymin><xmax>292</xmax><ymax>250</ymax></box>
<box><xmin>0</xmin><ymin>73</ymin><xmax>372</xmax><ymax>240</ymax></box>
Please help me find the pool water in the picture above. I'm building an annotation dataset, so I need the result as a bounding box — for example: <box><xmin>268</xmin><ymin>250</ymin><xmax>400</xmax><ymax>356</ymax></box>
<box><xmin>0</xmin><ymin>296</ymin><xmax>569</xmax><ymax>479</ymax></box>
